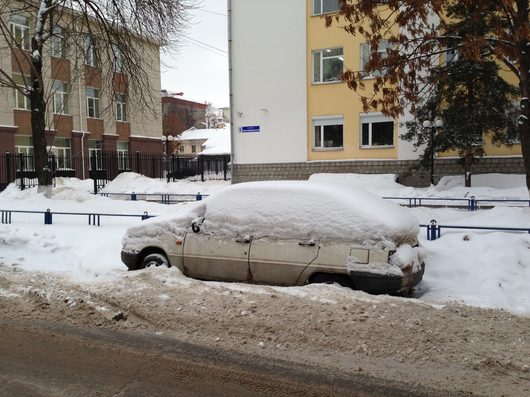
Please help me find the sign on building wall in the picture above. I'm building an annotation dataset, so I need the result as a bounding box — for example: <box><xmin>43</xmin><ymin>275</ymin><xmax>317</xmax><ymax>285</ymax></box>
<box><xmin>239</xmin><ymin>126</ymin><xmax>261</xmax><ymax>133</ymax></box>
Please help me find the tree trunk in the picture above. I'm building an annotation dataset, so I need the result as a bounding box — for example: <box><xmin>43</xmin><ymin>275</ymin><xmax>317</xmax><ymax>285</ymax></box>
<box><xmin>30</xmin><ymin>20</ymin><xmax>50</xmax><ymax>187</ymax></box>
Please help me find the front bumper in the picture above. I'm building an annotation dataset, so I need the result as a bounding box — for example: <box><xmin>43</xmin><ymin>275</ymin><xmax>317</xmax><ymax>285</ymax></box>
<box><xmin>121</xmin><ymin>250</ymin><xmax>140</xmax><ymax>270</ymax></box>
<box><xmin>348</xmin><ymin>262</ymin><xmax>425</xmax><ymax>294</ymax></box>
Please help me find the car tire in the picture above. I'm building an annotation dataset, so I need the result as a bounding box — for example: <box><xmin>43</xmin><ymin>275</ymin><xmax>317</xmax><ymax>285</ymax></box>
<box><xmin>309</xmin><ymin>273</ymin><xmax>354</xmax><ymax>289</ymax></box>
<box><xmin>140</xmin><ymin>253</ymin><xmax>170</xmax><ymax>269</ymax></box>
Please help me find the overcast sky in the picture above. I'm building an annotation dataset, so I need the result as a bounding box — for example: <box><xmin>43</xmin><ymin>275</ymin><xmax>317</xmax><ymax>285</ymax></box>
<box><xmin>160</xmin><ymin>0</ymin><xmax>229</xmax><ymax>108</ymax></box>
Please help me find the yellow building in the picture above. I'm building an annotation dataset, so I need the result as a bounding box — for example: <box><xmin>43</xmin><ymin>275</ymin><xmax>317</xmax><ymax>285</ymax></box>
<box><xmin>229</xmin><ymin>0</ymin><xmax>524</xmax><ymax>184</ymax></box>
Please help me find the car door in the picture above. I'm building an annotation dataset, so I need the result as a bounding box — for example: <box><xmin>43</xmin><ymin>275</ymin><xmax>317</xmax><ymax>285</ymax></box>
<box><xmin>182</xmin><ymin>232</ymin><xmax>251</xmax><ymax>282</ymax></box>
<box><xmin>249</xmin><ymin>238</ymin><xmax>319</xmax><ymax>286</ymax></box>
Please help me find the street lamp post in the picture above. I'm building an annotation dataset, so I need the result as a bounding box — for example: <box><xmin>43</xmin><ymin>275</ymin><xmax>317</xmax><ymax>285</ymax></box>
<box><xmin>422</xmin><ymin>119</ymin><xmax>443</xmax><ymax>185</ymax></box>
<box><xmin>161</xmin><ymin>135</ymin><xmax>174</xmax><ymax>183</ymax></box>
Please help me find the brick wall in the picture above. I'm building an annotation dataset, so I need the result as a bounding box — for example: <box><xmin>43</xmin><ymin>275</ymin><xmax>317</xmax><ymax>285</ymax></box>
<box><xmin>232</xmin><ymin>157</ymin><xmax>525</xmax><ymax>187</ymax></box>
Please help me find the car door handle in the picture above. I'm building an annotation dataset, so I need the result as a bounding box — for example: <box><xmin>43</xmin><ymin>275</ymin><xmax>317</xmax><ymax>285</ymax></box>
<box><xmin>236</xmin><ymin>237</ymin><xmax>251</xmax><ymax>244</ymax></box>
<box><xmin>299</xmin><ymin>240</ymin><xmax>315</xmax><ymax>247</ymax></box>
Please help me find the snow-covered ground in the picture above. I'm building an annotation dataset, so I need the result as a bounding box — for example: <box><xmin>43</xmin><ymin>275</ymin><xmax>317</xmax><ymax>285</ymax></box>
<box><xmin>0</xmin><ymin>172</ymin><xmax>529</xmax><ymax>315</ymax></box>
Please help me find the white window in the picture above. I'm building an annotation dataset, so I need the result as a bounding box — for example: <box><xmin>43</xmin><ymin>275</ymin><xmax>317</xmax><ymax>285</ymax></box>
<box><xmin>84</xmin><ymin>34</ymin><xmax>98</xmax><ymax>67</ymax></box>
<box><xmin>112</xmin><ymin>43</ymin><xmax>125</xmax><ymax>73</ymax></box>
<box><xmin>52</xmin><ymin>137</ymin><xmax>72</xmax><ymax>169</ymax></box>
<box><xmin>360</xmin><ymin>114</ymin><xmax>394</xmax><ymax>148</ymax></box>
<box><xmin>313</xmin><ymin>48</ymin><xmax>344</xmax><ymax>83</ymax></box>
<box><xmin>86</xmin><ymin>87</ymin><xmax>100</xmax><ymax>118</ymax></box>
<box><xmin>10</xmin><ymin>15</ymin><xmax>30</xmax><ymax>50</ymax></box>
<box><xmin>312</xmin><ymin>0</ymin><xmax>340</xmax><ymax>15</ymax></box>
<box><xmin>313</xmin><ymin>116</ymin><xmax>344</xmax><ymax>149</ymax></box>
<box><xmin>191</xmin><ymin>144</ymin><xmax>197</xmax><ymax>154</ymax></box>
<box><xmin>52</xmin><ymin>80</ymin><xmax>69</xmax><ymax>114</ymax></box>
<box><xmin>15</xmin><ymin>135</ymin><xmax>34</xmax><ymax>171</ymax></box>
<box><xmin>179</xmin><ymin>145</ymin><xmax>185</xmax><ymax>154</ymax></box>
<box><xmin>51</xmin><ymin>26</ymin><xmax>66</xmax><ymax>58</ymax></box>
<box><xmin>117</xmin><ymin>141</ymin><xmax>129</xmax><ymax>170</ymax></box>
<box><xmin>13</xmin><ymin>74</ymin><xmax>30</xmax><ymax>110</ymax></box>
<box><xmin>88</xmin><ymin>139</ymin><xmax>102</xmax><ymax>169</ymax></box>
<box><xmin>360</xmin><ymin>41</ymin><xmax>392</xmax><ymax>78</ymax></box>
<box><xmin>115</xmin><ymin>93</ymin><xmax>126</xmax><ymax>121</ymax></box>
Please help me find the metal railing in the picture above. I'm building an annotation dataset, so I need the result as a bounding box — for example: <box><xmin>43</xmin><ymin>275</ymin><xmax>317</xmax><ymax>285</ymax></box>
<box><xmin>97</xmin><ymin>192</ymin><xmax>208</xmax><ymax>204</ymax></box>
<box><xmin>0</xmin><ymin>209</ymin><xmax>155</xmax><ymax>226</ymax></box>
<box><xmin>383</xmin><ymin>196</ymin><xmax>530</xmax><ymax>211</ymax></box>
<box><xmin>421</xmin><ymin>219</ymin><xmax>530</xmax><ymax>240</ymax></box>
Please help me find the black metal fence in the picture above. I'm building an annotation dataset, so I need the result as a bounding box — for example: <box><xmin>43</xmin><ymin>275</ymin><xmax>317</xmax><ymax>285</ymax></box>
<box><xmin>0</xmin><ymin>152</ymin><xmax>231</xmax><ymax>192</ymax></box>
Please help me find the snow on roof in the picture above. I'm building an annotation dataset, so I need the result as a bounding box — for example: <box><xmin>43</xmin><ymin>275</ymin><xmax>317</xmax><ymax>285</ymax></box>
<box><xmin>201</xmin><ymin>127</ymin><xmax>231</xmax><ymax>155</ymax></box>
<box><xmin>178</xmin><ymin>124</ymin><xmax>230</xmax><ymax>142</ymax></box>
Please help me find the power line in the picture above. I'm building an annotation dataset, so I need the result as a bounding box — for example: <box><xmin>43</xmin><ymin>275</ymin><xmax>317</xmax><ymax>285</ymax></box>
<box><xmin>179</xmin><ymin>33</ymin><xmax>228</xmax><ymax>55</ymax></box>
<box><xmin>196</xmin><ymin>8</ymin><xmax>227</xmax><ymax>17</ymax></box>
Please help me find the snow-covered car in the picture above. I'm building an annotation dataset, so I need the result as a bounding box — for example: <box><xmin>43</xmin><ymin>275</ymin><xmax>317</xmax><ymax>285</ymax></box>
<box><xmin>121</xmin><ymin>181</ymin><xmax>425</xmax><ymax>294</ymax></box>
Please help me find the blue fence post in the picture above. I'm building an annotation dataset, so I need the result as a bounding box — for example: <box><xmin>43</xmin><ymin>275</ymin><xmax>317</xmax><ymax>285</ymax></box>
<box><xmin>44</xmin><ymin>209</ymin><xmax>52</xmax><ymax>225</ymax></box>
<box><xmin>196</xmin><ymin>192</ymin><xmax>202</xmax><ymax>201</ymax></box>
<box><xmin>141</xmin><ymin>211</ymin><xmax>149</xmax><ymax>220</ymax></box>
<box><xmin>428</xmin><ymin>219</ymin><xmax>438</xmax><ymax>240</ymax></box>
<box><xmin>468</xmin><ymin>196</ymin><xmax>477</xmax><ymax>212</ymax></box>
<box><xmin>131</xmin><ymin>192</ymin><xmax>137</xmax><ymax>201</ymax></box>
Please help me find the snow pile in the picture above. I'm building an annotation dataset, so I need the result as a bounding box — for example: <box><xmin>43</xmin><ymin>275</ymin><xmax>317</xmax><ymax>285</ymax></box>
<box><xmin>310</xmin><ymin>173</ymin><xmax>401</xmax><ymax>189</ymax></box>
<box><xmin>437</xmin><ymin>173</ymin><xmax>525</xmax><ymax>190</ymax></box>
<box><xmin>100</xmin><ymin>172</ymin><xmax>229</xmax><ymax>194</ymax></box>
<box><xmin>201</xmin><ymin>127</ymin><xmax>231</xmax><ymax>155</ymax></box>
<box><xmin>202</xmin><ymin>181</ymin><xmax>419</xmax><ymax>247</ymax></box>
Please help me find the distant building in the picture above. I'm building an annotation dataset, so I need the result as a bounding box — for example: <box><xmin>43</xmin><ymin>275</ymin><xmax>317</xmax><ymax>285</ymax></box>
<box><xmin>162</xmin><ymin>92</ymin><xmax>208</xmax><ymax>136</ymax></box>
<box><xmin>176</xmin><ymin>124</ymin><xmax>231</xmax><ymax>157</ymax></box>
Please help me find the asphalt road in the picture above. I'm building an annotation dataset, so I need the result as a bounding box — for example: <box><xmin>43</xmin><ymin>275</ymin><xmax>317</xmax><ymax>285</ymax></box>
<box><xmin>0</xmin><ymin>319</ymin><xmax>456</xmax><ymax>397</ymax></box>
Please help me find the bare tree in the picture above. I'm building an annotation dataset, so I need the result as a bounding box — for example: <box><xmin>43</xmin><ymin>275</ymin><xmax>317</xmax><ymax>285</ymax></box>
<box><xmin>0</xmin><ymin>0</ymin><xmax>192</xmax><ymax>187</ymax></box>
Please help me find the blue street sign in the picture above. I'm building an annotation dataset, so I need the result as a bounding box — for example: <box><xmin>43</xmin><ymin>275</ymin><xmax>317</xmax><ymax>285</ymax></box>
<box><xmin>239</xmin><ymin>125</ymin><xmax>261</xmax><ymax>133</ymax></box>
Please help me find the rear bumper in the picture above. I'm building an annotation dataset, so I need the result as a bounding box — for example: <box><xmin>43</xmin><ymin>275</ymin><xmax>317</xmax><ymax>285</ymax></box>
<box><xmin>348</xmin><ymin>263</ymin><xmax>425</xmax><ymax>294</ymax></box>
<box><xmin>121</xmin><ymin>251</ymin><xmax>140</xmax><ymax>270</ymax></box>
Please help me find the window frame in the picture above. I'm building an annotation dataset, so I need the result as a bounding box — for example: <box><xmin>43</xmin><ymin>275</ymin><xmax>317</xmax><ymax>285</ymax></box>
<box><xmin>51</xmin><ymin>137</ymin><xmax>72</xmax><ymax>170</ymax></box>
<box><xmin>13</xmin><ymin>74</ymin><xmax>30</xmax><ymax>111</ymax></box>
<box><xmin>312</xmin><ymin>115</ymin><xmax>344</xmax><ymax>151</ymax></box>
<box><xmin>115</xmin><ymin>93</ymin><xmax>127</xmax><ymax>121</ymax></box>
<box><xmin>117</xmin><ymin>141</ymin><xmax>130</xmax><ymax>170</ymax></box>
<box><xmin>84</xmin><ymin>34</ymin><xmax>98</xmax><ymax>67</ymax></box>
<box><xmin>15</xmin><ymin>135</ymin><xmax>35</xmax><ymax>171</ymax></box>
<box><xmin>52</xmin><ymin>80</ymin><xmax>69</xmax><ymax>115</ymax></box>
<box><xmin>312</xmin><ymin>47</ymin><xmax>344</xmax><ymax>84</ymax></box>
<box><xmin>360</xmin><ymin>113</ymin><xmax>395</xmax><ymax>148</ymax></box>
<box><xmin>51</xmin><ymin>25</ymin><xmax>67</xmax><ymax>58</ymax></box>
<box><xmin>86</xmin><ymin>87</ymin><xmax>100</xmax><ymax>118</ymax></box>
<box><xmin>360</xmin><ymin>41</ymin><xmax>392</xmax><ymax>79</ymax></box>
<box><xmin>311</xmin><ymin>0</ymin><xmax>340</xmax><ymax>16</ymax></box>
<box><xmin>9</xmin><ymin>15</ymin><xmax>30</xmax><ymax>51</ymax></box>
<box><xmin>112</xmin><ymin>43</ymin><xmax>125</xmax><ymax>73</ymax></box>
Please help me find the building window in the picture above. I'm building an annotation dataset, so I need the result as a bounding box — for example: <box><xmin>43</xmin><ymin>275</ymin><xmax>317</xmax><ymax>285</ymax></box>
<box><xmin>360</xmin><ymin>41</ymin><xmax>392</xmax><ymax>78</ymax></box>
<box><xmin>88</xmin><ymin>139</ymin><xmax>102</xmax><ymax>169</ymax></box>
<box><xmin>115</xmin><ymin>93</ymin><xmax>126</xmax><ymax>121</ymax></box>
<box><xmin>86</xmin><ymin>87</ymin><xmax>100</xmax><ymax>118</ymax></box>
<box><xmin>445</xmin><ymin>47</ymin><xmax>458</xmax><ymax>65</ymax></box>
<box><xmin>360</xmin><ymin>114</ymin><xmax>394</xmax><ymax>147</ymax></box>
<box><xmin>179</xmin><ymin>145</ymin><xmax>184</xmax><ymax>154</ymax></box>
<box><xmin>51</xmin><ymin>26</ymin><xmax>66</xmax><ymax>58</ymax></box>
<box><xmin>15</xmin><ymin>135</ymin><xmax>34</xmax><ymax>171</ymax></box>
<box><xmin>84</xmin><ymin>34</ymin><xmax>98</xmax><ymax>67</ymax></box>
<box><xmin>10</xmin><ymin>15</ymin><xmax>30</xmax><ymax>50</ymax></box>
<box><xmin>117</xmin><ymin>141</ymin><xmax>129</xmax><ymax>170</ymax></box>
<box><xmin>312</xmin><ymin>0</ymin><xmax>340</xmax><ymax>15</ymax></box>
<box><xmin>191</xmin><ymin>144</ymin><xmax>197</xmax><ymax>154</ymax></box>
<box><xmin>52</xmin><ymin>137</ymin><xmax>72</xmax><ymax>169</ymax></box>
<box><xmin>313</xmin><ymin>116</ymin><xmax>344</xmax><ymax>149</ymax></box>
<box><xmin>13</xmin><ymin>74</ymin><xmax>30</xmax><ymax>110</ymax></box>
<box><xmin>112</xmin><ymin>43</ymin><xmax>125</xmax><ymax>73</ymax></box>
<box><xmin>313</xmin><ymin>48</ymin><xmax>343</xmax><ymax>84</ymax></box>
<box><xmin>52</xmin><ymin>80</ymin><xmax>69</xmax><ymax>114</ymax></box>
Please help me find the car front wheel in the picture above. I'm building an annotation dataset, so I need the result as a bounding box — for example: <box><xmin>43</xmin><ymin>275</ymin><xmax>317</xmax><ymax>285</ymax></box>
<box><xmin>140</xmin><ymin>253</ymin><xmax>170</xmax><ymax>269</ymax></box>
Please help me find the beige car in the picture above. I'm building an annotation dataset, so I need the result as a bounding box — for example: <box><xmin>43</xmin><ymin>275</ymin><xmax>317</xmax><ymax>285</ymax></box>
<box><xmin>121</xmin><ymin>181</ymin><xmax>425</xmax><ymax>294</ymax></box>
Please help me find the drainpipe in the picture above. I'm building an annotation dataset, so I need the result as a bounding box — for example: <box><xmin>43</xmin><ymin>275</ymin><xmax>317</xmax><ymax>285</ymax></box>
<box><xmin>227</xmin><ymin>0</ymin><xmax>235</xmax><ymax>184</ymax></box>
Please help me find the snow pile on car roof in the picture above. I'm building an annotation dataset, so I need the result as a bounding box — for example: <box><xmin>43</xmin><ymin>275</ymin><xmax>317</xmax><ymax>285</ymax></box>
<box><xmin>202</xmin><ymin>181</ymin><xmax>419</xmax><ymax>247</ymax></box>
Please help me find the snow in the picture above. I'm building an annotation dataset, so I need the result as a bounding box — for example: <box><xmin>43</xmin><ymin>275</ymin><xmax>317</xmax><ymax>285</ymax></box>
<box><xmin>1</xmin><ymin>172</ymin><xmax>530</xmax><ymax>315</ymax></box>
<box><xmin>201</xmin><ymin>127</ymin><xmax>231</xmax><ymax>155</ymax></box>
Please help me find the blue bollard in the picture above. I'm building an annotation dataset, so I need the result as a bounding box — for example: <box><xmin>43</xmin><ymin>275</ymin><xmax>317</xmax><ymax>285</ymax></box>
<box><xmin>429</xmin><ymin>219</ymin><xmax>438</xmax><ymax>240</ymax></box>
<box><xmin>44</xmin><ymin>209</ymin><xmax>52</xmax><ymax>225</ymax></box>
<box><xmin>196</xmin><ymin>192</ymin><xmax>202</xmax><ymax>201</ymax></box>
<box><xmin>141</xmin><ymin>211</ymin><xmax>149</xmax><ymax>220</ymax></box>
<box><xmin>131</xmin><ymin>192</ymin><xmax>137</xmax><ymax>201</ymax></box>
